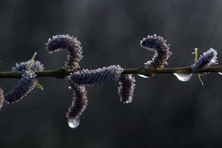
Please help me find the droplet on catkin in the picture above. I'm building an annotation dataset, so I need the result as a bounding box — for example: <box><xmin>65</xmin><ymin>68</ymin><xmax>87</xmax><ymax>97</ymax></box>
<box><xmin>68</xmin><ymin>118</ymin><xmax>80</xmax><ymax>128</ymax></box>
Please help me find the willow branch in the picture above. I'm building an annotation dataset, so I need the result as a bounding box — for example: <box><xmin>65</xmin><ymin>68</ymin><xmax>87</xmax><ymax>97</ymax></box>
<box><xmin>0</xmin><ymin>65</ymin><xmax>222</xmax><ymax>79</ymax></box>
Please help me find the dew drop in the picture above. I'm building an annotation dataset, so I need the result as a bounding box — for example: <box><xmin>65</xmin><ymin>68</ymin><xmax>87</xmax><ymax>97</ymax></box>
<box><xmin>68</xmin><ymin>117</ymin><xmax>80</xmax><ymax>128</ymax></box>
<box><xmin>174</xmin><ymin>73</ymin><xmax>193</xmax><ymax>82</ymax></box>
<box><xmin>124</xmin><ymin>97</ymin><xmax>133</xmax><ymax>104</ymax></box>
<box><xmin>218</xmin><ymin>72</ymin><xmax>222</xmax><ymax>75</ymax></box>
<box><xmin>138</xmin><ymin>74</ymin><xmax>150</xmax><ymax>78</ymax></box>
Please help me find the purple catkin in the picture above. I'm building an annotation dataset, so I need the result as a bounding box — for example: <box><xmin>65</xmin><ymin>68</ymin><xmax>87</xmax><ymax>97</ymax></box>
<box><xmin>69</xmin><ymin>65</ymin><xmax>123</xmax><ymax>86</ymax></box>
<box><xmin>46</xmin><ymin>34</ymin><xmax>83</xmax><ymax>69</ymax></box>
<box><xmin>66</xmin><ymin>83</ymin><xmax>88</xmax><ymax>120</ymax></box>
<box><xmin>192</xmin><ymin>48</ymin><xmax>217</xmax><ymax>71</ymax></box>
<box><xmin>140</xmin><ymin>34</ymin><xmax>172</xmax><ymax>68</ymax></box>
<box><xmin>0</xmin><ymin>88</ymin><xmax>4</xmax><ymax>110</ymax></box>
<box><xmin>118</xmin><ymin>74</ymin><xmax>135</xmax><ymax>104</ymax></box>
<box><xmin>12</xmin><ymin>60</ymin><xmax>44</xmax><ymax>72</ymax></box>
<box><xmin>4</xmin><ymin>70</ymin><xmax>37</xmax><ymax>104</ymax></box>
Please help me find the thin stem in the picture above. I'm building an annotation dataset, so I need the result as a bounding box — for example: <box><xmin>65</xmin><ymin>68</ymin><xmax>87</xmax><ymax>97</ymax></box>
<box><xmin>0</xmin><ymin>66</ymin><xmax>222</xmax><ymax>79</ymax></box>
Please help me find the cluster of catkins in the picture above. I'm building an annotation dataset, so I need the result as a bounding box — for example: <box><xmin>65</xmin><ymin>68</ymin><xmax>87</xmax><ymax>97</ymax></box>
<box><xmin>0</xmin><ymin>34</ymin><xmax>218</xmax><ymax>128</ymax></box>
<box><xmin>46</xmin><ymin>35</ymin><xmax>136</xmax><ymax>127</ymax></box>
<box><xmin>140</xmin><ymin>34</ymin><xmax>218</xmax><ymax>80</ymax></box>
<box><xmin>0</xmin><ymin>34</ymin><xmax>136</xmax><ymax>128</ymax></box>
<box><xmin>0</xmin><ymin>60</ymin><xmax>44</xmax><ymax>110</ymax></box>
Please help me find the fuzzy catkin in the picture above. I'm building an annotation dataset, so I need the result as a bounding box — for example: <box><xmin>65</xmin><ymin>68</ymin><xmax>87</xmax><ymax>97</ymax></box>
<box><xmin>0</xmin><ymin>88</ymin><xmax>4</xmax><ymax>110</ymax></box>
<box><xmin>118</xmin><ymin>74</ymin><xmax>135</xmax><ymax>104</ymax></box>
<box><xmin>140</xmin><ymin>34</ymin><xmax>171</xmax><ymax>68</ymax></box>
<box><xmin>192</xmin><ymin>48</ymin><xmax>217</xmax><ymax>71</ymax></box>
<box><xmin>46</xmin><ymin>34</ymin><xmax>83</xmax><ymax>69</ymax></box>
<box><xmin>66</xmin><ymin>83</ymin><xmax>88</xmax><ymax>120</ymax></box>
<box><xmin>4</xmin><ymin>70</ymin><xmax>37</xmax><ymax>104</ymax></box>
<box><xmin>69</xmin><ymin>65</ymin><xmax>123</xmax><ymax>86</ymax></box>
<box><xmin>12</xmin><ymin>60</ymin><xmax>44</xmax><ymax>72</ymax></box>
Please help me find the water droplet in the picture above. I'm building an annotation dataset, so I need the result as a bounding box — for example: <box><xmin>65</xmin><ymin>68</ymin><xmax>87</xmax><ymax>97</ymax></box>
<box><xmin>125</xmin><ymin>97</ymin><xmax>133</xmax><ymax>104</ymax></box>
<box><xmin>218</xmin><ymin>72</ymin><xmax>222</xmax><ymax>75</ymax></box>
<box><xmin>138</xmin><ymin>74</ymin><xmax>150</xmax><ymax>78</ymax></box>
<box><xmin>174</xmin><ymin>73</ymin><xmax>193</xmax><ymax>82</ymax></box>
<box><xmin>68</xmin><ymin>117</ymin><xmax>80</xmax><ymax>128</ymax></box>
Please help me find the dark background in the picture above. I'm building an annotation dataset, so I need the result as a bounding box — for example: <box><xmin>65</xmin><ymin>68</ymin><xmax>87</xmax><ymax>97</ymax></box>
<box><xmin>0</xmin><ymin>0</ymin><xmax>222</xmax><ymax>147</ymax></box>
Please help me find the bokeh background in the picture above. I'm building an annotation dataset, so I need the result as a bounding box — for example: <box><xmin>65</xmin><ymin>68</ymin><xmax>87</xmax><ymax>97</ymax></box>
<box><xmin>0</xmin><ymin>0</ymin><xmax>222</xmax><ymax>147</ymax></box>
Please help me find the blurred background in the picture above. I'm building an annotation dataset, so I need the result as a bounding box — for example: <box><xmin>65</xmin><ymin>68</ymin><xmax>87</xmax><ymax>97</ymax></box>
<box><xmin>0</xmin><ymin>0</ymin><xmax>222</xmax><ymax>147</ymax></box>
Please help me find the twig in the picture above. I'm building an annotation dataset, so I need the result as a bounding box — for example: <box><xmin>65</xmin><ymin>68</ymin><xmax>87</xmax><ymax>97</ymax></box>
<box><xmin>0</xmin><ymin>65</ymin><xmax>222</xmax><ymax>79</ymax></box>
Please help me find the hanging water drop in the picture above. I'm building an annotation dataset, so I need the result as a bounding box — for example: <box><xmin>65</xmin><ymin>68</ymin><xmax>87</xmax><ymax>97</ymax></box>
<box><xmin>174</xmin><ymin>73</ymin><xmax>193</xmax><ymax>82</ymax></box>
<box><xmin>68</xmin><ymin>117</ymin><xmax>80</xmax><ymax>128</ymax></box>
<box><xmin>138</xmin><ymin>74</ymin><xmax>150</xmax><ymax>78</ymax></box>
<box><xmin>124</xmin><ymin>96</ymin><xmax>133</xmax><ymax>104</ymax></box>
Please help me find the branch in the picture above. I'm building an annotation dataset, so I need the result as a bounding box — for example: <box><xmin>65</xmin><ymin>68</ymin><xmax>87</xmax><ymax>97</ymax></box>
<box><xmin>1</xmin><ymin>34</ymin><xmax>220</xmax><ymax>128</ymax></box>
<box><xmin>0</xmin><ymin>65</ymin><xmax>222</xmax><ymax>79</ymax></box>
